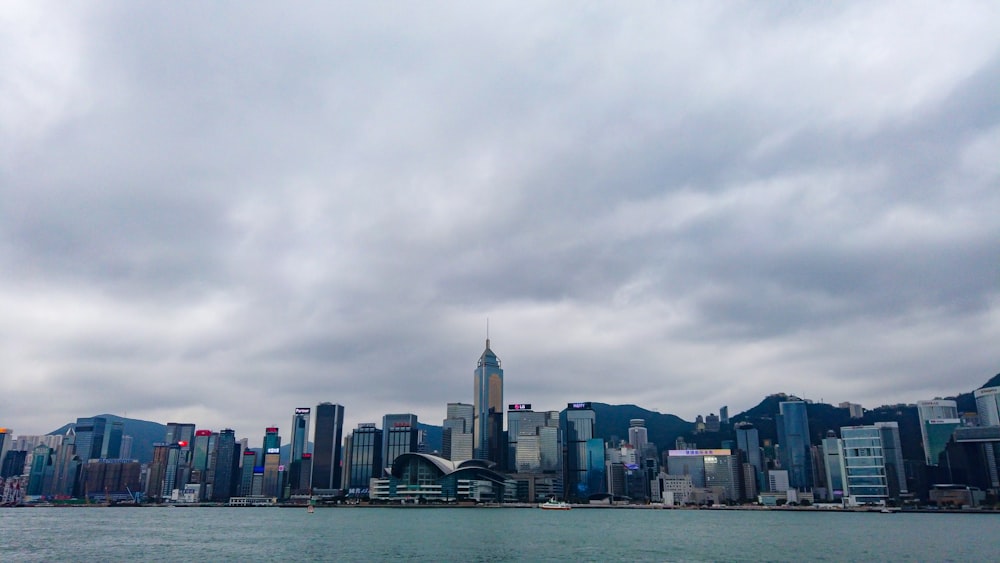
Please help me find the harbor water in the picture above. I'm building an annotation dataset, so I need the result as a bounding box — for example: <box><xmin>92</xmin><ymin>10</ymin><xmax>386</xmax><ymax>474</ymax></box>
<box><xmin>3</xmin><ymin>506</ymin><xmax>997</xmax><ymax>561</ymax></box>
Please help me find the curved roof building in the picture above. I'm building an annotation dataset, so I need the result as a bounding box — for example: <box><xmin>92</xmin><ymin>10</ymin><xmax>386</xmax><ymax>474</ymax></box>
<box><xmin>373</xmin><ymin>453</ymin><xmax>511</xmax><ymax>503</ymax></box>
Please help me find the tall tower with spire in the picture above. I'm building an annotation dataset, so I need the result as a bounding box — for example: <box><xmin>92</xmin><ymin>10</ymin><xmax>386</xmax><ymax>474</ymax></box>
<box><xmin>473</xmin><ymin>336</ymin><xmax>504</xmax><ymax>462</ymax></box>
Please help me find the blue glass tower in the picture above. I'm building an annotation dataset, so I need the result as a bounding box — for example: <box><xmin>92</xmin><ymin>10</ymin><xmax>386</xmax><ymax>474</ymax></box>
<box><xmin>473</xmin><ymin>338</ymin><xmax>504</xmax><ymax>462</ymax></box>
<box><xmin>562</xmin><ymin>402</ymin><xmax>603</xmax><ymax>501</ymax></box>
<box><xmin>777</xmin><ymin>400</ymin><xmax>813</xmax><ymax>490</ymax></box>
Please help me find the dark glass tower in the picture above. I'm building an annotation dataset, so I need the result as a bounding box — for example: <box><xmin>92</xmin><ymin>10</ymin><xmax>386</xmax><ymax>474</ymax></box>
<box><xmin>777</xmin><ymin>400</ymin><xmax>813</xmax><ymax>490</ymax></box>
<box><xmin>103</xmin><ymin>421</ymin><xmax>124</xmax><ymax>459</ymax></box>
<box><xmin>348</xmin><ymin>423</ymin><xmax>383</xmax><ymax>495</ymax></box>
<box><xmin>311</xmin><ymin>403</ymin><xmax>345</xmax><ymax>491</ymax></box>
<box><xmin>562</xmin><ymin>402</ymin><xmax>599</xmax><ymax>501</ymax></box>
<box><xmin>381</xmin><ymin>414</ymin><xmax>418</xmax><ymax>471</ymax></box>
<box><xmin>212</xmin><ymin>429</ymin><xmax>238</xmax><ymax>501</ymax></box>
<box><xmin>73</xmin><ymin>417</ymin><xmax>108</xmax><ymax>461</ymax></box>
<box><xmin>473</xmin><ymin>338</ymin><xmax>504</xmax><ymax>461</ymax></box>
<box><xmin>735</xmin><ymin>422</ymin><xmax>765</xmax><ymax>493</ymax></box>
<box><xmin>289</xmin><ymin>407</ymin><xmax>311</xmax><ymax>492</ymax></box>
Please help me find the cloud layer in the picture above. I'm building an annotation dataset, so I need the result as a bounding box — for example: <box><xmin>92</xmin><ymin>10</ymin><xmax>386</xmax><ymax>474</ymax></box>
<box><xmin>2</xmin><ymin>2</ymin><xmax>999</xmax><ymax>443</ymax></box>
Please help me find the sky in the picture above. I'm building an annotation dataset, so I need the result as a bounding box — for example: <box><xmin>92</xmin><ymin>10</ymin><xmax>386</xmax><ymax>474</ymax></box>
<box><xmin>2</xmin><ymin>2</ymin><xmax>999</xmax><ymax>444</ymax></box>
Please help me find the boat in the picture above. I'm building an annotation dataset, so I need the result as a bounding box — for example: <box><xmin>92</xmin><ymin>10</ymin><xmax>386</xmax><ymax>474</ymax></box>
<box><xmin>539</xmin><ymin>498</ymin><xmax>571</xmax><ymax>510</ymax></box>
<box><xmin>307</xmin><ymin>504</ymin><xmax>315</xmax><ymax>514</ymax></box>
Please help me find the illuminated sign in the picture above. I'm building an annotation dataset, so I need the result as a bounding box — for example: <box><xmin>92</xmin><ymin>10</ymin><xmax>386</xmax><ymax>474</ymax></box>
<box><xmin>393</xmin><ymin>422</ymin><xmax>411</xmax><ymax>428</ymax></box>
<box><xmin>668</xmin><ymin>449</ymin><xmax>732</xmax><ymax>457</ymax></box>
<box><xmin>509</xmin><ymin>404</ymin><xmax>532</xmax><ymax>411</ymax></box>
<box><xmin>567</xmin><ymin>402</ymin><xmax>592</xmax><ymax>410</ymax></box>
<box><xmin>0</xmin><ymin>428</ymin><xmax>9</xmax><ymax>433</ymax></box>
<box><xmin>266</xmin><ymin>427</ymin><xmax>279</xmax><ymax>433</ymax></box>
<box><xmin>295</xmin><ymin>407</ymin><xmax>311</xmax><ymax>414</ymax></box>
<box><xmin>253</xmin><ymin>466</ymin><xmax>264</xmax><ymax>474</ymax></box>
<box><xmin>195</xmin><ymin>430</ymin><xmax>212</xmax><ymax>437</ymax></box>
<box><xmin>278</xmin><ymin>465</ymin><xmax>285</xmax><ymax>472</ymax></box>
<box><xmin>243</xmin><ymin>451</ymin><xmax>257</xmax><ymax>456</ymax></box>
<box><xmin>177</xmin><ymin>441</ymin><xmax>189</xmax><ymax>448</ymax></box>
<box><xmin>302</xmin><ymin>453</ymin><xmax>312</xmax><ymax>459</ymax></box>
<box><xmin>266</xmin><ymin>447</ymin><xmax>280</xmax><ymax>454</ymax></box>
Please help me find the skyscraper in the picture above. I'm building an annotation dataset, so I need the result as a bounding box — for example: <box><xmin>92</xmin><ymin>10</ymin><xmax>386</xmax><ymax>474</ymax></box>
<box><xmin>262</xmin><ymin>427</ymin><xmax>282</xmax><ymax>498</ymax></box>
<box><xmin>628</xmin><ymin>419</ymin><xmax>649</xmax><ymax>451</ymax></box>
<box><xmin>289</xmin><ymin>407</ymin><xmax>311</xmax><ymax>492</ymax></box>
<box><xmin>975</xmin><ymin>387</ymin><xmax>1000</xmax><ymax>426</ymax></box>
<box><xmin>473</xmin><ymin>338</ymin><xmax>504</xmax><ymax>461</ymax></box>
<box><xmin>443</xmin><ymin>403</ymin><xmax>474</xmax><ymax>462</ymax></box>
<box><xmin>777</xmin><ymin>400</ymin><xmax>813</xmax><ymax>490</ymax></box>
<box><xmin>73</xmin><ymin>417</ymin><xmax>108</xmax><ymax>462</ymax></box>
<box><xmin>508</xmin><ymin>405</ymin><xmax>559</xmax><ymax>473</ymax></box>
<box><xmin>839</xmin><ymin>422</ymin><xmax>907</xmax><ymax>505</ymax></box>
<box><xmin>562</xmin><ymin>402</ymin><xmax>601</xmax><ymax>501</ymax></box>
<box><xmin>347</xmin><ymin>423</ymin><xmax>383</xmax><ymax>495</ymax></box>
<box><xmin>382</xmin><ymin>413</ymin><xmax>419</xmax><ymax>471</ymax></box>
<box><xmin>821</xmin><ymin>431</ymin><xmax>844</xmax><ymax>501</ymax></box>
<box><xmin>735</xmin><ymin>422</ymin><xmax>765</xmax><ymax>493</ymax></box>
<box><xmin>312</xmin><ymin>403</ymin><xmax>345</xmax><ymax>492</ymax></box>
<box><xmin>212</xmin><ymin>429</ymin><xmax>238</xmax><ymax>502</ymax></box>
<box><xmin>103</xmin><ymin>421</ymin><xmax>124</xmax><ymax>459</ymax></box>
<box><xmin>917</xmin><ymin>399</ymin><xmax>960</xmax><ymax>466</ymax></box>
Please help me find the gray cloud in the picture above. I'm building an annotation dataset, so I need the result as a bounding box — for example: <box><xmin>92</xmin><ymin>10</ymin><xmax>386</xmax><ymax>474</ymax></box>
<box><xmin>2</xmin><ymin>2</ymin><xmax>999</xmax><ymax>443</ymax></box>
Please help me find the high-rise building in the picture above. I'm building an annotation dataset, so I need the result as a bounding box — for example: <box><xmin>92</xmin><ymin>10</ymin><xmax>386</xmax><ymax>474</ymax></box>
<box><xmin>628</xmin><ymin>419</ymin><xmax>649</xmax><ymax>451</ymax></box>
<box><xmin>562</xmin><ymin>402</ymin><xmax>603</xmax><ymax>501</ymax></box>
<box><xmin>165</xmin><ymin>423</ymin><xmax>196</xmax><ymax>448</ymax></box>
<box><xmin>0</xmin><ymin>428</ymin><xmax>11</xmax><ymax>466</ymax></box>
<box><xmin>974</xmin><ymin>387</ymin><xmax>1000</xmax><ymax>426</ymax></box>
<box><xmin>473</xmin><ymin>338</ymin><xmax>504</xmax><ymax>461</ymax></box>
<box><xmin>119</xmin><ymin>435</ymin><xmax>133</xmax><ymax>460</ymax></box>
<box><xmin>239</xmin><ymin>450</ymin><xmax>258</xmax><ymax>496</ymax></box>
<box><xmin>312</xmin><ymin>403</ymin><xmax>345</xmax><ymax>492</ymax></box>
<box><xmin>507</xmin><ymin>405</ymin><xmax>546</xmax><ymax>471</ymax></box>
<box><xmin>443</xmin><ymin>403</ymin><xmax>474</xmax><ymax>461</ymax></box>
<box><xmin>839</xmin><ymin>402</ymin><xmax>864</xmax><ymax>419</ymax></box>
<box><xmin>1</xmin><ymin>450</ymin><xmax>28</xmax><ymax>479</ymax></box>
<box><xmin>917</xmin><ymin>400</ymin><xmax>960</xmax><ymax>466</ymax></box>
<box><xmin>146</xmin><ymin>443</ymin><xmax>171</xmax><ymax>500</ymax></box>
<box><xmin>262</xmin><ymin>427</ymin><xmax>282</xmax><ymax>498</ymax></box>
<box><xmin>347</xmin><ymin>423</ymin><xmax>383</xmax><ymax>496</ymax></box>
<box><xmin>777</xmin><ymin>401</ymin><xmax>813</xmax><ymax>490</ymax></box>
<box><xmin>191</xmin><ymin>430</ymin><xmax>212</xmax><ymax>492</ymax></box>
<box><xmin>27</xmin><ymin>445</ymin><xmax>53</xmax><ymax>495</ymax></box>
<box><xmin>719</xmin><ymin>406</ymin><xmax>729</xmax><ymax>425</ymax></box>
<box><xmin>289</xmin><ymin>407</ymin><xmax>311</xmax><ymax>492</ymax></box>
<box><xmin>382</xmin><ymin>414</ymin><xmax>419</xmax><ymax>471</ymax></box>
<box><xmin>821</xmin><ymin>431</ymin><xmax>844</xmax><ymax>501</ymax></box>
<box><xmin>839</xmin><ymin>422</ymin><xmax>907</xmax><ymax>506</ymax></box>
<box><xmin>73</xmin><ymin>417</ymin><xmax>108</xmax><ymax>462</ymax></box>
<box><xmin>735</xmin><ymin>422</ymin><xmax>764</xmax><ymax>493</ymax></box>
<box><xmin>102</xmin><ymin>421</ymin><xmax>124</xmax><ymax>459</ymax></box>
<box><xmin>508</xmin><ymin>406</ymin><xmax>560</xmax><ymax>473</ymax></box>
<box><xmin>212</xmin><ymin>429</ymin><xmax>238</xmax><ymax>502</ymax></box>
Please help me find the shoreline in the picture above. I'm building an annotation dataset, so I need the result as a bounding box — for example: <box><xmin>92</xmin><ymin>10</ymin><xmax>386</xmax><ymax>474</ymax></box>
<box><xmin>6</xmin><ymin>503</ymin><xmax>998</xmax><ymax>515</ymax></box>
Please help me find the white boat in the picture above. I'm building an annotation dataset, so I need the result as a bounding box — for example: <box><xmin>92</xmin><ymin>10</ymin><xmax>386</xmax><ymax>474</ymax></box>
<box><xmin>539</xmin><ymin>498</ymin><xmax>571</xmax><ymax>510</ymax></box>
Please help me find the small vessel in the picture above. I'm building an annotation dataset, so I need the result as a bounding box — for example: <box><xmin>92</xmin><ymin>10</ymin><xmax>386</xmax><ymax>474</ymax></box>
<box><xmin>307</xmin><ymin>499</ymin><xmax>316</xmax><ymax>514</ymax></box>
<box><xmin>539</xmin><ymin>498</ymin><xmax>571</xmax><ymax>510</ymax></box>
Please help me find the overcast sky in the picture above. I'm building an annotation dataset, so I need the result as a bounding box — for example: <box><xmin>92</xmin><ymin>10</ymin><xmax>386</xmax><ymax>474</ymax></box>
<box><xmin>2</xmin><ymin>2</ymin><xmax>998</xmax><ymax>444</ymax></box>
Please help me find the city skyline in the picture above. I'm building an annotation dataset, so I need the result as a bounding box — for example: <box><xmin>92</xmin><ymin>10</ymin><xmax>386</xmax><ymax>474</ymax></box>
<box><xmin>2</xmin><ymin>3</ymin><xmax>999</xmax><ymax>440</ymax></box>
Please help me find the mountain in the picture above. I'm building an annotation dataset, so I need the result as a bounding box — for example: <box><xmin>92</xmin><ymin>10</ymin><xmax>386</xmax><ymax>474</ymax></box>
<box><xmin>591</xmin><ymin>403</ymin><xmax>692</xmax><ymax>452</ymax></box>
<box><xmin>48</xmin><ymin>414</ymin><xmax>166</xmax><ymax>464</ymax></box>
